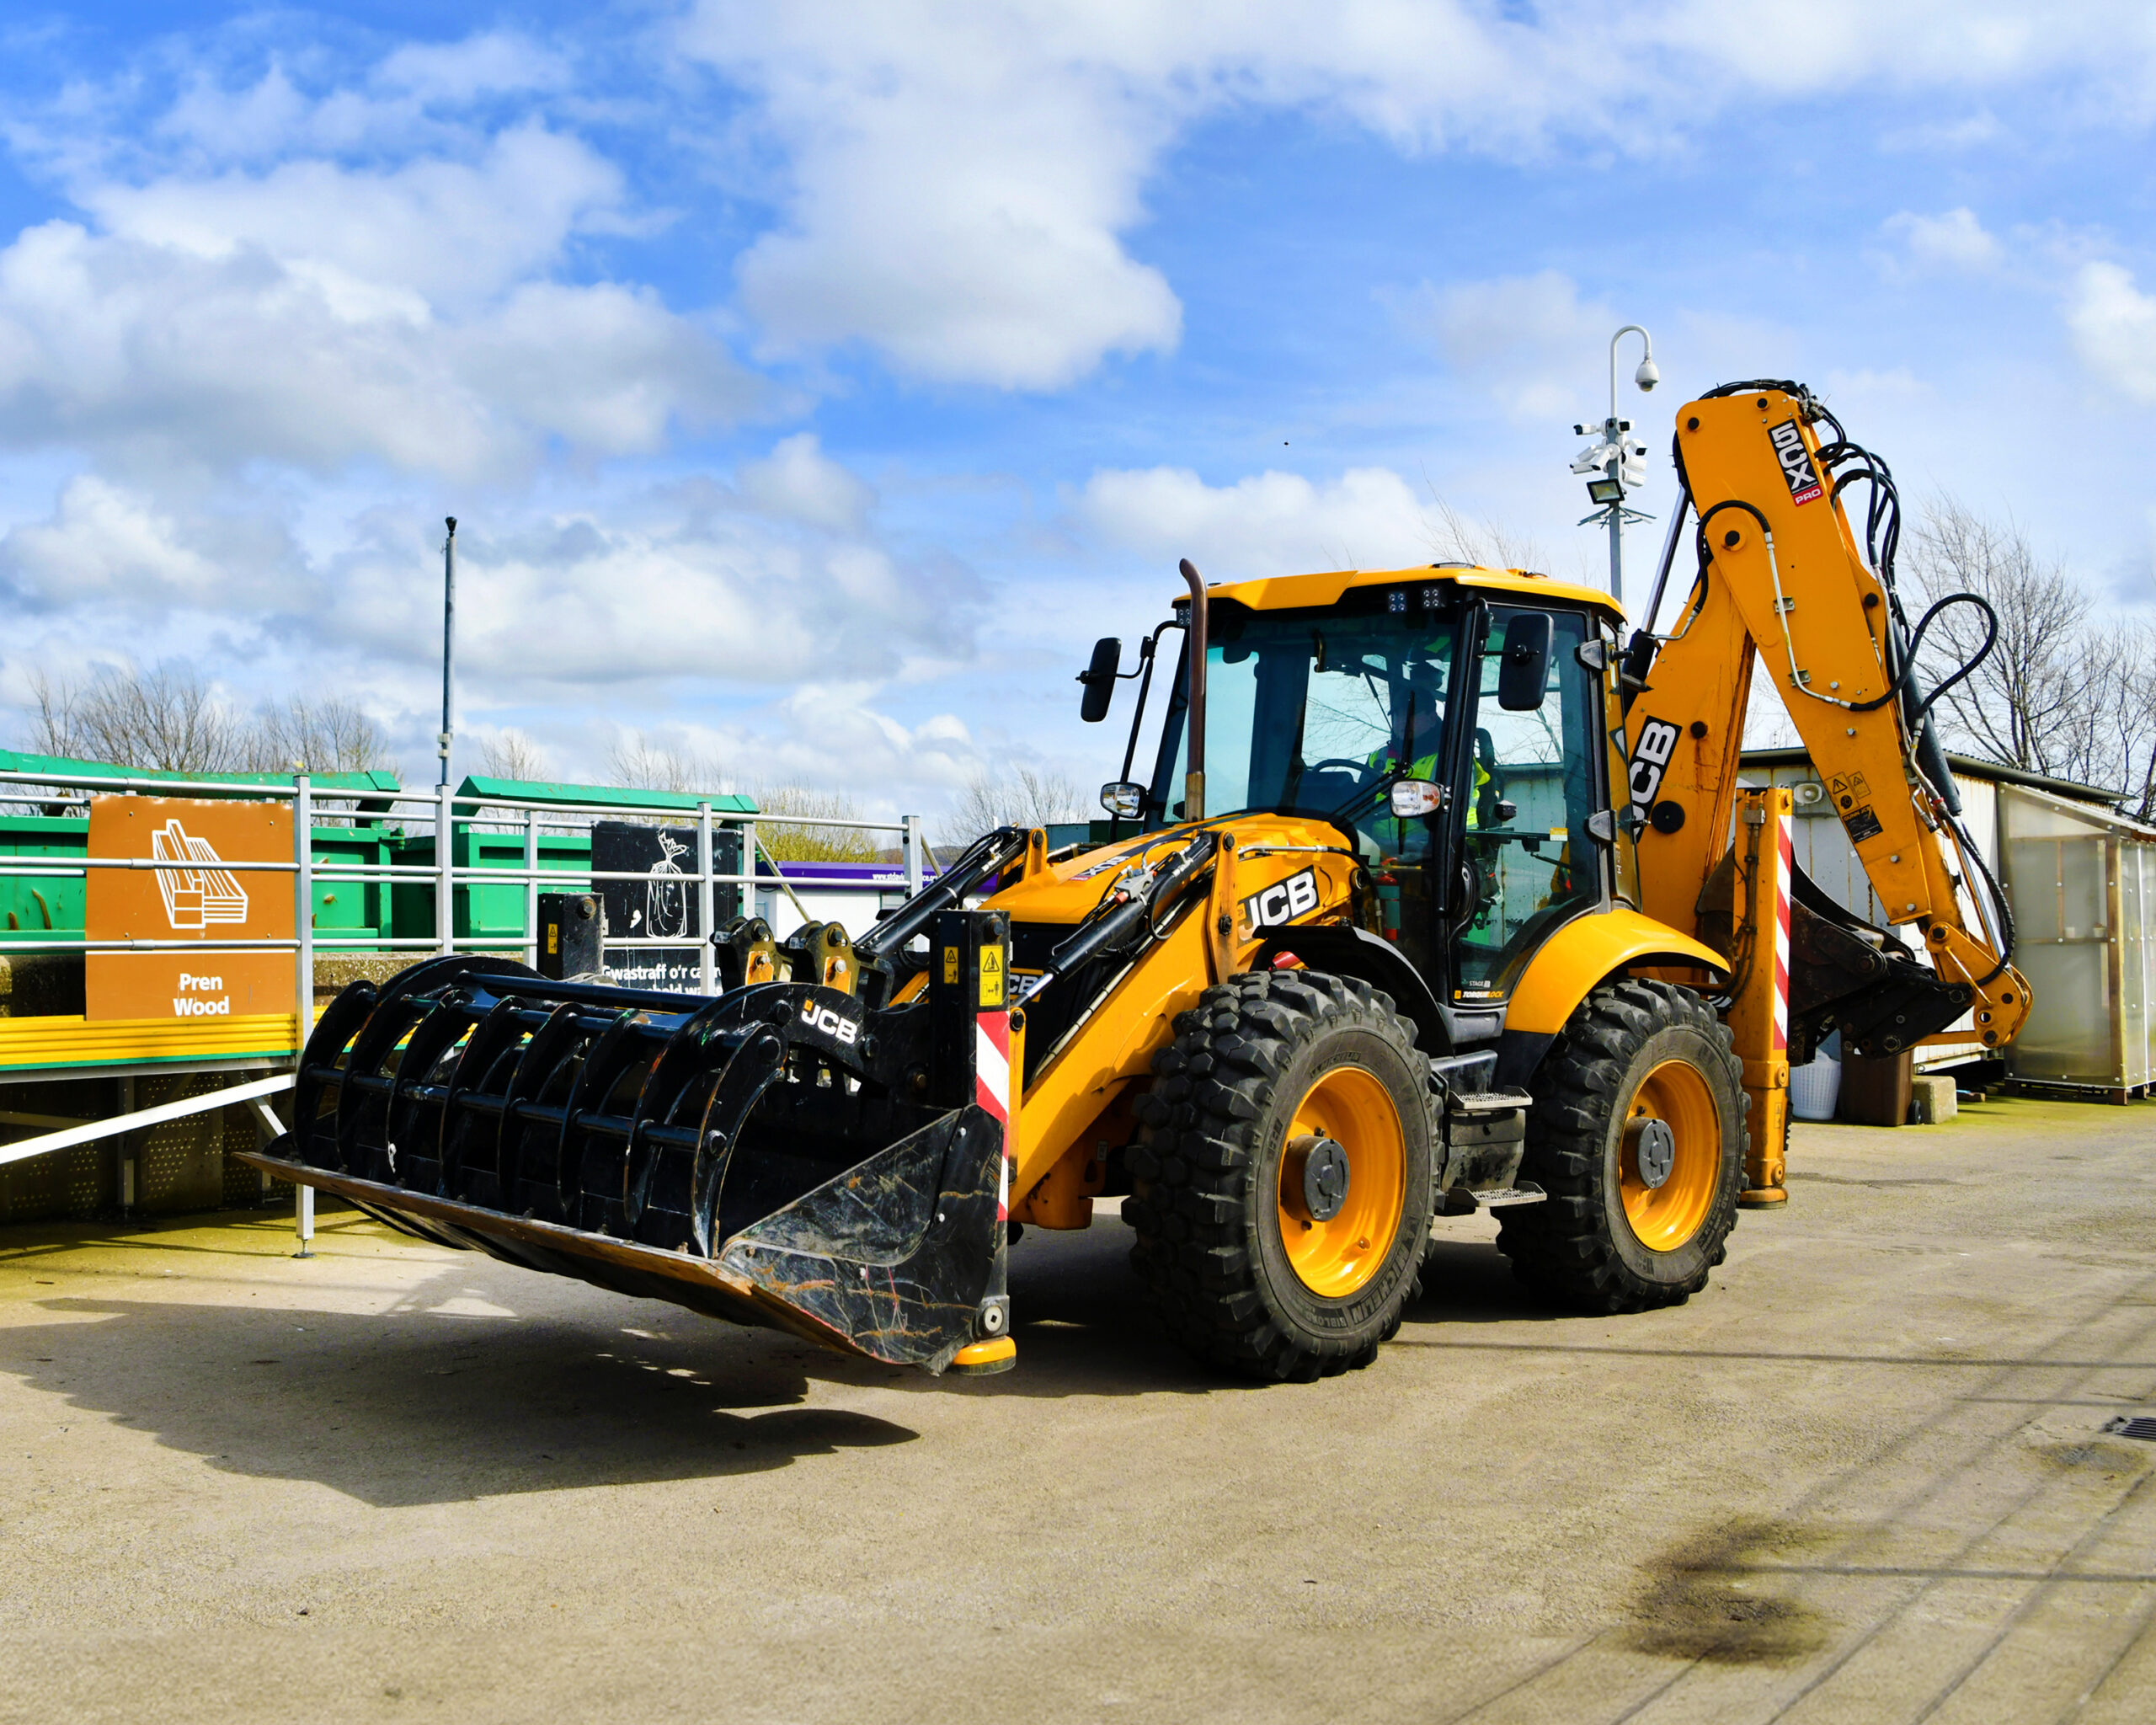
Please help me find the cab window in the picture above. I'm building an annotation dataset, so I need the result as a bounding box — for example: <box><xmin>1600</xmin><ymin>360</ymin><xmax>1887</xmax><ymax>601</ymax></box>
<box><xmin>1450</xmin><ymin>606</ymin><xmax>1603</xmax><ymax>1001</ymax></box>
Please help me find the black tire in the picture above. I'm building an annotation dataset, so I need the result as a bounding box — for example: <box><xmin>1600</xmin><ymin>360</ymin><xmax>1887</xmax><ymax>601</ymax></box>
<box><xmin>1123</xmin><ymin>970</ymin><xmax>1433</xmax><ymax>1381</ymax></box>
<box><xmin>1496</xmin><ymin>979</ymin><xmax>1746</xmax><ymax>1313</ymax></box>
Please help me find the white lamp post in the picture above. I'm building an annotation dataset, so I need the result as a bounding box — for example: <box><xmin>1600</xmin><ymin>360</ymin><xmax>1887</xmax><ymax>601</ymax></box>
<box><xmin>1571</xmin><ymin>324</ymin><xmax>1658</xmax><ymax>610</ymax></box>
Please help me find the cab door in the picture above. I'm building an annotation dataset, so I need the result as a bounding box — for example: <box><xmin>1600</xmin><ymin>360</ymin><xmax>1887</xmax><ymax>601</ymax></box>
<box><xmin>1447</xmin><ymin>604</ymin><xmax>1609</xmax><ymax>1009</ymax></box>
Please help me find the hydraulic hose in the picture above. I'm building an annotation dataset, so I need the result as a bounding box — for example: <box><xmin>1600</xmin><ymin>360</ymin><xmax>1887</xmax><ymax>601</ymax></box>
<box><xmin>1953</xmin><ymin>812</ymin><xmax>2017</xmax><ymax>982</ymax></box>
<box><xmin>1698</xmin><ymin>382</ymin><xmax>2017</xmax><ymax>991</ymax></box>
<box><xmin>1045</xmin><ymin>831</ymin><xmax>1216</xmax><ymax>980</ymax></box>
<box><xmin>856</xmin><ymin>825</ymin><xmax>1031</xmax><ymax>960</ymax></box>
<box><xmin>1845</xmin><ymin>591</ymin><xmax>1997</xmax><ymax>719</ymax></box>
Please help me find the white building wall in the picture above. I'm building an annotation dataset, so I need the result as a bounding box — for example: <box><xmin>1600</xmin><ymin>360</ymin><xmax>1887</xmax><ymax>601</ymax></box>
<box><xmin>1738</xmin><ymin>760</ymin><xmax>2001</xmax><ymax>1070</ymax></box>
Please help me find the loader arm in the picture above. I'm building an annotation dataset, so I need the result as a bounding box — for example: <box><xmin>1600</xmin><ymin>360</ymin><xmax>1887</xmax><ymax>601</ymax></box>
<box><xmin>1625</xmin><ymin>382</ymin><xmax>2030</xmax><ymax>1074</ymax></box>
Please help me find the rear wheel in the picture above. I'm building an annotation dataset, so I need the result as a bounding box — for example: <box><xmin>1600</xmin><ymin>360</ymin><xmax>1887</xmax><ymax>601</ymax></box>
<box><xmin>1123</xmin><ymin>971</ymin><xmax>1433</xmax><ymax>1381</ymax></box>
<box><xmin>1497</xmin><ymin>979</ymin><xmax>1745</xmax><ymax>1313</ymax></box>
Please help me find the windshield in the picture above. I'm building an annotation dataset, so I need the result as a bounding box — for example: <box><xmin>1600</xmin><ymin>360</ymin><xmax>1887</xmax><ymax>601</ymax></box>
<box><xmin>1150</xmin><ymin>591</ymin><xmax>1464</xmax><ymax>830</ymax></box>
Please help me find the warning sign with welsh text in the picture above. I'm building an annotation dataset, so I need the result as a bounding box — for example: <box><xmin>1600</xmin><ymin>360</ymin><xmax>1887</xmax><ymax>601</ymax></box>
<box><xmin>84</xmin><ymin>796</ymin><xmax>296</xmax><ymax>1021</ymax></box>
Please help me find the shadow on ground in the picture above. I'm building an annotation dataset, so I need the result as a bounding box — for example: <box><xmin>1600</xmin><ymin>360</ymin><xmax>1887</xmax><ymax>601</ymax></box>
<box><xmin>1409</xmin><ymin>1228</ymin><xmax>1552</xmax><ymax>1324</ymax></box>
<box><xmin>5</xmin><ymin>1260</ymin><xmax>922</xmax><ymax>1507</ymax></box>
<box><xmin>0</xmin><ymin>1211</ymin><xmax>1573</xmax><ymax>1504</ymax></box>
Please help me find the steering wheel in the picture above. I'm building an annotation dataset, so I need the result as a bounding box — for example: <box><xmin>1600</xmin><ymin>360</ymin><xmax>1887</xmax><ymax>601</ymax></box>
<box><xmin>1305</xmin><ymin>757</ymin><xmax>1373</xmax><ymax>776</ymax></box>
<box><xmin>1459</xmin><ymin>852</ymin><xmax>1497</xmax><ymax>916</ymax></box>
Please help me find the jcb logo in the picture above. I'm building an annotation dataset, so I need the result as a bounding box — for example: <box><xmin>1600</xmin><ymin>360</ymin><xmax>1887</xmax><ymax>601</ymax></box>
<box><xmin>1768</xmin><ymin>419</ymin><xmax>1823</xmax><ymax>505</ymax></box>
<box><xmin>1628</xmin><ymin>718</ymin><xmax>1680</xmax><ymax>809</ymax></box>
<box><xmin>1242</xmin><ymin>867</ymin><xmax>1321</xmax><ymax>931</ymax></box>
<box><xmin>798</xmin><ymin>998</ymin><xmax>860</xmax><ymax>1045</ymax></box>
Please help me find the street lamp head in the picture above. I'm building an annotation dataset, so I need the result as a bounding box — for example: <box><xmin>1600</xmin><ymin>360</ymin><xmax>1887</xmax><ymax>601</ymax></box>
<box><xmin>1634</xmin><ymin>356</ymin><xmax>1659</xmax><ymax>392</ymax></box>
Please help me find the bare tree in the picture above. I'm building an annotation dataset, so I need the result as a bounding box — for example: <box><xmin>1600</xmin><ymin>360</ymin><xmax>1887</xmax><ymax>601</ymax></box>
<box><xmin>2110</xmin><ymin>622</ymin><xmax>2156</xmax><ymax>824</ymax></box>
<box><xmin>30</xmin><ymin>664</ymin><xmax>251</xmax><ymax>774</ymax></box>
<box><xmin>1422</xmin><ymin>491</ymin><xmax>1543</xmax><ymax>574</ymax></box>
<box><xmin>24</xmin><ymin>670</ymin><xmax>86</xmax><ymax>760</ymax></box>
<box><xmin>945</xmin><ymin>765</ymin><xmax>1087</xmax><ymax>845</ymax></box>
<box><xmin>752</xmin><ymin>782</ymin><xmax>880</xmax><ymax>862</ymax></box>
<box><xmin>1905</xmin><ymin>499</ymin><xmax>2153</xmax><ymax>800</ymax></box>
<box><xmin>478</xmin><ymin>729</ymin><xmax>549</xmax><ymax>782</ymax></box>
<box><xmin>23</xmin><ymin>668</ymin><xmax>392</xmax><ymax>777</ymax></box>
<box><xmin>251</xmin><ymin>696</ymin><xmax>387</xmax><ymax>775</ymax></box>
<box><xmin>606</xmin><ymin>731</ymin><xmax>727</xmax><ymax>797</ymax></box>
<box><xmin>600</xmin><ymin>732</ymin><xmax>878</xmax><ymax>859</ymax></box>
<box><xmin>1741</xmin><ymin>675</ymin><xmax>1801</xmax><ymax>750</ymax></box>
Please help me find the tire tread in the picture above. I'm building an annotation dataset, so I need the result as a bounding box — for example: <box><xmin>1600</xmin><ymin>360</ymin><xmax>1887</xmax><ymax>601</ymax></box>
<box><xmin>1124</xmin><ymin>970</ymin><xmax>1428</xmax><ymax>1381</ymax></box>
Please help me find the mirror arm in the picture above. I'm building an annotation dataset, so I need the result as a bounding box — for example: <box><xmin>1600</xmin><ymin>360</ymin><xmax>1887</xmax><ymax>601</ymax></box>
<box><xmin>1118</xmin><ymin>619</ymin><xmax>1178</xmax><ymax>789</ymax></box>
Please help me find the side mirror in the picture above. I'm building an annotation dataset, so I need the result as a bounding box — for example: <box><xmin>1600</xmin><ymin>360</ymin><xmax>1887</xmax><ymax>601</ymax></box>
<box><xmin>1497</xmin><ymin>611</ymin><xmax>1552</xmax><ymax>711</ymax></box>
<box><xmin>1078</xmin><ymin>638</ymin><xmax>1122</xmax><ymax>723</ymax></box>
<box><xmin>1388</xmin><ymin>780</ymin><xmax>1448</xmax><ymax>819</ymax></box>
<box><xmin>1101</xmin><ymin>781</ymin><xmax>1145</xmax><ymax>819</ymax></box>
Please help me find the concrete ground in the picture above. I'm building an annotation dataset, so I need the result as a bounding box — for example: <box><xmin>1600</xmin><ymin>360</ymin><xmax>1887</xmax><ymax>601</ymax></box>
<box><xmin>3</xmin><ymin>1093</ymin><xmax>2153</xmax><ymax>1725</ymax></box>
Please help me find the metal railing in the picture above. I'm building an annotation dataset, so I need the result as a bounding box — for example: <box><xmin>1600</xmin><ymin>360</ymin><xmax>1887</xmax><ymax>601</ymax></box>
<box><xmin>0</xmin><ymin>765</ymin><xmax>933</xmax><ymax>1009</ymax></box>
<box><xmin>0</xmin><ymin>767</ymin><xmax>938</xmax><ymax>1236</ymax></box>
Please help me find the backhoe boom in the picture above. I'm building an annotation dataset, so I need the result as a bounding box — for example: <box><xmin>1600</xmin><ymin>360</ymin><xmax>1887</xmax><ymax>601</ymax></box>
<box><xmin>1622</xmin><ymin>383</ymin><xmax>2030</xmax><ymax>1191</ymax></box>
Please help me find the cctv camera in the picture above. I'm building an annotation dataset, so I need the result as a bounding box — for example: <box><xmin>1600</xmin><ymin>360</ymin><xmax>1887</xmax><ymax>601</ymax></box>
<box><xmin>1635</xmin><ymin>357</ymin><xmax>1660</xmax><ymax>392</ymax></box>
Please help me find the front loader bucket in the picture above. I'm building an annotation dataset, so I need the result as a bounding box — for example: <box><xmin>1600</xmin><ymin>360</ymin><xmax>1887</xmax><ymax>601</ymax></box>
<box><xmin>242</xmin><ymin>923</ymin><xmax>1017</xmax><ymax>1374</ymax></box>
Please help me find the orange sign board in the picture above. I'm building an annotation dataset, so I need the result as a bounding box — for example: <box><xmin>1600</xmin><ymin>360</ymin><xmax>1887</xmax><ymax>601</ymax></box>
<box><xmin>85</xmin><ymin>951</ymin><xmax>298</xmax><ymax>1023</ymax></box>
<box><xmin>85</xmin><ymin>796</ymin><xmax>296</xmax><ymax>1022</ymax></box>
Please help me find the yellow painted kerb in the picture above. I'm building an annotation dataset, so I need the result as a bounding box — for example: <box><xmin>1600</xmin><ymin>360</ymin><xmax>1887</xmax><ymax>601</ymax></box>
<box><xmin>0</xmin><ymin>1012</ymin><xmax>304</xmax><ymax>1071</ymax></box>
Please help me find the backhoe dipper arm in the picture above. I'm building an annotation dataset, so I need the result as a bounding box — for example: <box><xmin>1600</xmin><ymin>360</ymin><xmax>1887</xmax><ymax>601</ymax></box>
<box><xmin>1626</xmin><ymin>384</ymin><xmax>2030</xmax><ymax>1055</ymax></box>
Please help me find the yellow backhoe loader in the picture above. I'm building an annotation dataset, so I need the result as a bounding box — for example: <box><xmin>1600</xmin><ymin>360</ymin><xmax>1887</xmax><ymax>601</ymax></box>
<box><xmin>247</xmin><ymin>381</ymin><xmax>2027</xmax><ymax>1381</ymax></box>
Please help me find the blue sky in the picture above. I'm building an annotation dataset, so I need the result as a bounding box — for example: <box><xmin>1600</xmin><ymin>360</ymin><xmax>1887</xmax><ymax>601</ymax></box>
<box><xmin>0</xmin><ymin>2</ymin><xmax>2150</xmax><ymax>822</ymax></box>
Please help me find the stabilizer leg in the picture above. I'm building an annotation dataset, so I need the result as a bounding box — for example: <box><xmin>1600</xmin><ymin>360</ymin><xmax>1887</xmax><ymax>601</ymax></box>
<box><xmin>1727</xmin><ymin>788</ymin><xmax>1793</xmax><ymax>1207</ymax></box>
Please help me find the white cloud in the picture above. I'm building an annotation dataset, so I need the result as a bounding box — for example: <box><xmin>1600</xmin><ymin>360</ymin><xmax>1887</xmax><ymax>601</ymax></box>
<box><xmin>307</xmin><ymin>479</ymin><xmax>974</xmax><ymax>696</ymax></box>
<box><xmin>697</xmin><ymin>6</ymin><xmax>1183</xmax><ymax>389</ymax></box>
<box><xmin>1882</xmin><ymin>207</ymin><xmax>1999</xmax><ymax>274</ymax></box>
<box><xmin>0</xmin><ymin>115</ymin><xmax>755</xmax><ymax>481</ymax></box>
<box><xmin>83</xmin><ymin>124</ymin><xmax>616</xmax><ymax>309</ymax></box>
<box><xmin>2067</xmin><ymin>262</ymin><xmax>2156</xmax><ymax>404</ymax></box>
<box><xmin>1079</xmin><ymin>464</ymin><xmax>1430</xmax><ymax>579</ymax></box>
<box><xmin>131</xmin><ymin>34</ymin><xmax>573</xmax><ymax>169</ymax></box>
<box><xmin>683</xmin><ymin>1</ymin><xmax>2156</xmax><ymax>390</ymax></box>
<box><xmin>1411</xmin><ymin>269</ymin><xmax>1614</xmax><ymax>422</ymax></box>
<box><xmin>1880</xmin><ymin>111</ymin><xmax>2001</xmax><ymax>152</ymax></box>
<box><xmin>737</xmin><ymin>434</ymin><xmax>875</xmax><ymax>532</ymax></box>
<box><xmin>760</xmin><ymin>683</ymin><xmax>985</xmax><ymax>789</ymax></box>
<box><xmin>0</xmin><ymin>218</ymin><xmax>751</xmax><ymax>481</ymax></box>
<box><xmin>373</xmin><ymin>32</ymin><xmax>572</xmax><ymax>106</ymax></box>
<box><xmin>0</xmin><ymin>474</ymin><xmax>296</xmax><ymax>610</ymax></box>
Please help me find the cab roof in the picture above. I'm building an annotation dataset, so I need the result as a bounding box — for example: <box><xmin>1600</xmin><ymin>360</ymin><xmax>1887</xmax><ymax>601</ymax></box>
<box><xmin>1191</xmin><ymin>563</ymin><xmax>1625</xmax><ymax>622</ymax></box>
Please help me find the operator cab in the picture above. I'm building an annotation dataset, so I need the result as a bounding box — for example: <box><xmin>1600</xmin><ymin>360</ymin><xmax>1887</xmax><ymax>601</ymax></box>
<box><xmin>1116</xmin><ymin>573</ymin><xmax>1617</xmax><ymax>1015</ymax></box>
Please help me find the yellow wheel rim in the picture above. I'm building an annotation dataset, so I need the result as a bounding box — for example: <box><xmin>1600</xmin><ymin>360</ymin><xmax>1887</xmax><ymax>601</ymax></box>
<box><xmin>1620</xmin><ymin>1059</ymin><xmax>1721</xmax><ymax>1252</ymax></box>
<box><xmin>1276</xmin><ymin>1065</ymin><xmax>1406</xmax><ymax>1299</ymax></box>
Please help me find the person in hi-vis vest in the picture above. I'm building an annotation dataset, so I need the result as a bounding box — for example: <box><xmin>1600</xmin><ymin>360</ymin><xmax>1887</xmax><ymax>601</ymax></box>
<box><xmin>1362</xmin><ymin>680</ymin><xmax>1489</xmax><ymax>854</ymax></box>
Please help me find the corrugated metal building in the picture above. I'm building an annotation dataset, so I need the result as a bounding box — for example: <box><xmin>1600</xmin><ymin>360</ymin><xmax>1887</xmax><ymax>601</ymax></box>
<box><xmin>1741</xmin><ymin>749</ymin><xmax>2155</xmax><ymax>1101</ymax></box>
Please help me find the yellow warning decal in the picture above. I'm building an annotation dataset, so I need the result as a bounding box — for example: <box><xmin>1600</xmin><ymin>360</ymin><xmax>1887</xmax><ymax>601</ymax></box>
<box><xmin>979</xmin><ymin>943</ymin><xmax>1006</xmax><ymax>1008</ymax></box>
<box><xmin>942</xmin><ymin>946</ymin><xmax>960</xmax><ymax>985</ymax></box>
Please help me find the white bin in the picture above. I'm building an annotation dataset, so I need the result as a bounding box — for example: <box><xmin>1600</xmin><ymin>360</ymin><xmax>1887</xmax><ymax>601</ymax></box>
<box><xmin>1790</xmin><ymin>1054</ymin><xmax>1842</xmax><ymax>1123</ymax></box>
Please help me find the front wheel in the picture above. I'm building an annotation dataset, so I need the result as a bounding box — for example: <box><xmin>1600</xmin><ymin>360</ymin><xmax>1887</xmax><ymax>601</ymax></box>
<box><xmin>1123</xmin><ymin>971</ymin><xmax>1433</xmax><ymax>1381</ymax></box>
<box><xmin>1497</xmin><ymin>979</ymin><xmax>1746</xmax><ymax>1313</ymax></box>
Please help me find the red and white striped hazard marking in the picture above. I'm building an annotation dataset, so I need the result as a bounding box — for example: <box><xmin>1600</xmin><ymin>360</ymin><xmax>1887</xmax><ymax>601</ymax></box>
<box><xmin>1773</xmin><ymin>809</ymin><xmax>1793</xmax><ymax>1054</ymax></box>
<box><xmin>976</xmin><ymin>1008</ymin><xmax>1011</xmax><ymax>1220</ymax></box>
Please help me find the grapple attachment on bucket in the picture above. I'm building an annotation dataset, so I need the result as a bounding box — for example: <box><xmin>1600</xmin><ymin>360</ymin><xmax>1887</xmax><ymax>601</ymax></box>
<box><xmin>242</xmin><ymin>909</ymin><xmax>1021</xmax><ymax>1374</ymax></box>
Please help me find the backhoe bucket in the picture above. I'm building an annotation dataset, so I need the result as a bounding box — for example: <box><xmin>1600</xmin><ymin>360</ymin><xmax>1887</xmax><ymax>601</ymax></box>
<box><xmin>242</xmin><ymin>916</ymin><xmax>1017</xmax><ymax>1373</ymax></box>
